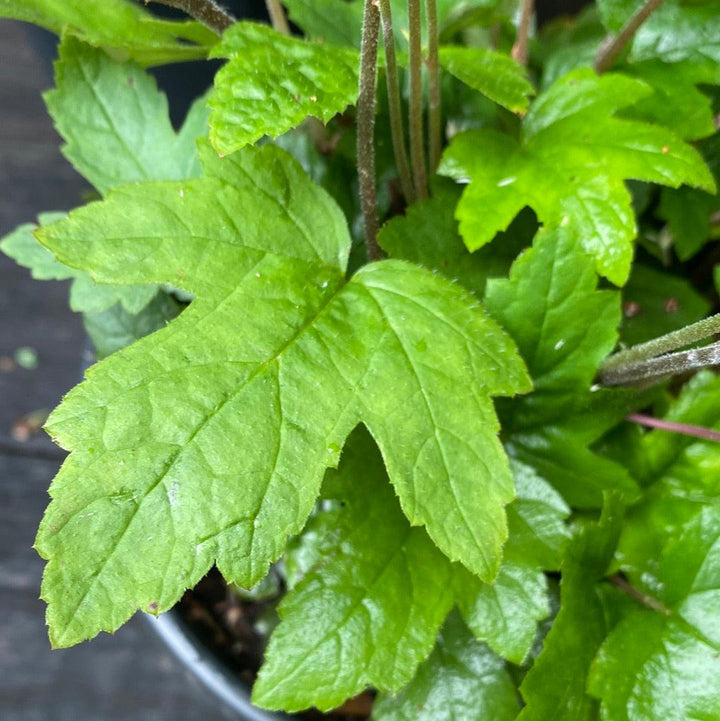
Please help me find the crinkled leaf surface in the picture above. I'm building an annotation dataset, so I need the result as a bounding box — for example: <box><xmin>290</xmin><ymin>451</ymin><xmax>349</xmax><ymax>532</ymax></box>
<box><xmin>440</xmin><ymin>69</ymin><xmax>715</xmax><ymax>284</ymax></box>
<box><xmin>45</xmin><ymin>37</ymin><xmax>210</xmax><ymax>195</ymax></box>
<box><xmin>373</xmin><ymin>611</ymin><xmax>520</xmax><ymax>721</ymax></box>
<box><xmin>0</xmin><ymin>0</ymin><xmax>216</xmax><ymax>65</ymax></box>
<box><xmin>208</xmin><ymin>22</ymin><xmax>359</xmax><ymax>156</ymax></box>
<box><xmin>589</xmin><ymin>504</ymin><xmax>720</xmax><ymax>721</ymax></box>
<box><xmin>439</xmin><ymin>46</ymin><xmax>534</xmax><ymax>114</ymax></box>
<box><xmin>253</xmin><ymin>427</ymin><xmax>455</xmax><ymax>712</ymax></box>
<box><xmin>0</xmin><ymin>215</ymin><xmax>157</xmax><ymax>315</ymax></box>
<box><xmin>455</xmin><ymin>561</ymin><xmax>549</xmax><ymax>665</ymax></box>
<box><xmin>35</xmin><ymin>143</ymin><xmax>529</xmax><ymax>647</ymax></box>
<box><xmin>517</xmin><ymin>499</ymin><xmax>622</xmax><ymax>721</ymax></box>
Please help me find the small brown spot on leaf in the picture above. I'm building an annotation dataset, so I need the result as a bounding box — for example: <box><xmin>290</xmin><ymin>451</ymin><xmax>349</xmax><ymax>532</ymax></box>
<box><xmin>624</xmin><ymin>300</ymin><xmax>642</xmax><ymax>318</ymax></box>
<box><xmin>664</xmin><ymin>297</ymin><xmax>680</xmax><ymax>313</ymax></box>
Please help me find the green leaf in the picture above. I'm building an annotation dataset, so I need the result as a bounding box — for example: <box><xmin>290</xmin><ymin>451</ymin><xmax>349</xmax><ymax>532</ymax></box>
<box><xmin>659</xmin><ymin>185</ymin><xmax>720</xmax><ymax>260</ymax></box>
<box><xmin>455</xmin><ymin>561</ymin><xmax>549</xmax><ymax>665</ymax></box>
<box><xmin>517</xmin><ymin>498</ymin><xmax>623</xmax><ymax>721</ymax></box>
<box><xmin>0</xmin><ymin>0</ymin><xmax>216</xmax><ymax>65</ymax></box>
<box><xmin>253</xmin><ymin>427</ymin><xmax>454</xmax><ymax>712</ymax></box>
<box><xmin>83</xmin><ymin>292</ymin><xmax>182</xmax><ymax>359</ymax></box>
<box><xmin>439</xmin><ymin>46</ymin><xmax>534</xmax><ymax>114</ymax></box>
<box><xmin>208</xmin><ymin>22</ymin><xmax>359</xmax><ymax>156</ymax></box>
<box><xmin>372</xmin><ymin>611</ymin><xmax>520</xmax><ymax>721</ymax></box>
<box><xmin>45</xmin><ymin>36</ymin><xmax>210</xmax><ymax>195</ymax></box>
<box><xmin>284</xmin><ymin>0</ymin><xmax>365</xmax><ymax>47</ymax></box>
<box><xmin>504</xmin><ymin>459</ymin><xmax>571</xmax><ymax>570</ymax></box>
<box><xmin>0</xmin><ymin>214</ymin><xmax>158</xmax><ymax>315</ymax></box>
<box><xmin>589</xmin><ymin>504</ymin><xmax>720</xmax><ymax>721</ymax></box>
<box><xmin>440</xmin><ymin>69</ymin><xmax>715</xmax><ymax>284</ymax></box>
<box><xmin>619</xmin><ymin>264</ymin><xmax>710</xmax><ymax>346</ymax></box>
<box><xmin>377</xmin><ymin>182</ymin><xmax>529</xmax><ymax>296</ymax></box>
<box><xmin>485</xmin><ymin>227</ymin><xmax>620</xmax><ymax>395</ymax></box>
<box><xmin>35</xmin><ymin>144</ymin><xmax>530</xmax><ymax>647</ymax></box>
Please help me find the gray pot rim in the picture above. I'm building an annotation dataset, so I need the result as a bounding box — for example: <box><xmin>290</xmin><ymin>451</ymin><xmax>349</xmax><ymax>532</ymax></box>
<box><xmin>145</xmin><ymin>608</ymin><xmax>288</xmax><ymax>721</ymax></box>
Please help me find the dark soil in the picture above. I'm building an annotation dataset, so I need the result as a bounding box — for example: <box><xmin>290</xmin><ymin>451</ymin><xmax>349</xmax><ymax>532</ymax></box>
<box><xmin>179</xmin><ymin>569</ymin><xmax>373</xmax><ymax>720</ymax></box>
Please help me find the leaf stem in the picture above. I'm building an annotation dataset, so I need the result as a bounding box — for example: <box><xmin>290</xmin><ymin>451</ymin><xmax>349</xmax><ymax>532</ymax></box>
<box><xmin>408</xmin><ymin>0</ymin><xmax>428</xmax><ymax>200</ymax></box>
<box><xmin>378</xmin><ymin>0</ymin><xmax>416</xmax><ymax>203</ymax></box>
<box><xmin>426</xmin><ymin>0</ymin><xmax>442</xmax><ymax>173</ymax></box>
<box><xmin>626</xmin><ymin>413</ymin><xmax>720</xmax><ymax>443</ymax></box>
<box><xmin>357</xmin><ymin>0</ymin><xmax>382</xmax><ymax>261</ymax></box>
<box><xmin>594</xmin><ymin>0</ymin><xmax>666</xmax><ymax>74</ymax></box>
<box><xmin>144</xmin><ymin>0</ymin><xmax>234</xmax><ymax>34</ymax></box>
<box><xmin>511</xmin><ymin>0</ymin><xmax>534</xmax><ymax>66</ymax></box>
<box><xmin>264</xmin><ymin>0</ymin><xmax>290</xmax><ymax>35</ymax></box>
<box><xmin>607</xmin><ymin>573</ymin><xmax>671</xmax><ymax>615</ymax></box>
<box><xmin>600</xmin><ymin>312</ymin><xmax>720</xmax><ymax>383</ymax></box>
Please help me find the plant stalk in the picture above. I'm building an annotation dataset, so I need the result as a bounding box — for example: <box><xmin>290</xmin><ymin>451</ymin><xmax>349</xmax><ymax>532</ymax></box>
<box><xmin>407</xmin><ymin>0</ymin><xmax>428</xmax><ymax>200</ymax></box>
<box><xmin>145</xmin><ymin>0</ymin><xmax>234</xmax><ymax>34</ymax></box>
<box><xmin>378</xmin><ymin>0</ymin><xmax>415</xmax><ymax>203</ymax></box>
<box><xmin>600</xmin><ymin>312</ymin><xmax>720</xmax><ymax>381</ymax></box>
<box><xmin>426</xmin><ymin>0</ymin><xmax>442</xmax><ymax>173</ymax></box>
<box><xmin>357</xmin><ymin>0</ymin><xmax>382</xmax><ymax>261</ymax></box>
<box><xmin>607</xmin><ymin>573</ymin><xmax>671</xmax><ymax>615</ymax></box>
<box><xmin>626</xmin><ymin>413</ymin><xmax>720</xmax><ymax>443</ymax></box>
<box><xmin>511</xmin><ymin>0</ymin><xmax>534</xmax><ymax>66</ymax></box>
<box><xmin>264</xmin><ymin>0</ymin><xmax>290</xmax><ymax>35</ymax></box>
<box><xmin>594</xmin><ymin>0</ymin><xmax>666</xmax><ymax>74</ymax></box>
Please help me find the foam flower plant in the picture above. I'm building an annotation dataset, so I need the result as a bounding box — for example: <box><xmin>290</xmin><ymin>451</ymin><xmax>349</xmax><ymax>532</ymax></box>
<box><xmin>2</xmin><ymin>0</ymin><xmax>720</xmax><ymax>718</ymax></box>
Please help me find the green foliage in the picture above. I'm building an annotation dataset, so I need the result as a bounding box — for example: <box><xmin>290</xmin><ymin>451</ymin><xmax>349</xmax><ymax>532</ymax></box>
<box><xmin>440</xmin><ymin>69</ymin><xmax>715</xmax><ymax>284</ymax></box>
<box><xmin>208</xmin><ymin>22</ymin><xmax>359</xmax><ymax>155</ymax></box>
<box><xmin>0</xmin><ymin>0</ymin><xmax>216</xmax><ymax>65</ymax></box>
<box><xmin>4</xmin><ymin>1</ymin><xmax>720</xmax><ymax>717</ymax></box>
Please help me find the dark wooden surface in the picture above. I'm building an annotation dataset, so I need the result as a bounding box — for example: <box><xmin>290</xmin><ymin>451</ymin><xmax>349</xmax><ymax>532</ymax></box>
<box><xmin>0</xmin><ymin>19</ymin><xmax>237</xmax><ymax>720</ymax></box>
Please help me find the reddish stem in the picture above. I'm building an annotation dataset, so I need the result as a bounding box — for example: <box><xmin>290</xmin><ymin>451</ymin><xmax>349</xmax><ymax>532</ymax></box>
<box><xmin>626</xmin><ymin>413</ymin><xmax>720</xmax><ymax>443</ymax></box>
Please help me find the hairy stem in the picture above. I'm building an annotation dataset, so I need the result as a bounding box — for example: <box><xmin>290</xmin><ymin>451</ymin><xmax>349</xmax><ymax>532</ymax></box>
<box><xmin>357</xmin><ymin>0</ymin><xmax>382</xmax><ymax>261</ymax></box>
<box><xmin>594</xmin><ymin>0</ymin><xmax>666</xmax><ymax>74</ymax></box>
<box><xmin>626</xmin><ymin>413</ymin><xmax>720</xmax><ymax>443</ymax></box>
<box><xmin>378</xmin><ymin>0</ymin><xmax>415</xmax><ymax>203</ymax></box>
<box><xmin>145</xmin><ymin>0</ymin><xmax>234</xmax><ymax>34</ymax></box>
<box><xmin>426</xmin><ymin>0</ymin><xmax>442</xmax><ymax>173</ymax></box>
<box><xmin>408</xmin><ymin>0</ymin><xmax>428</xmax><ymax>200</ymax></box>
<box><xmin>600</xmin><ymin>312</ymin><xmax>720</xmax><ymax>380</ymax></box>
<box><xmin>265</xmin><ymin>0</ymin><xmax>290</xmax><ymax>35</ymax></box>
<box><xmin>608</xmin><ymin>573</ymin><xmax>671</xmax><ymax>615</ymax></box>
<box><xmin>511</xmin><ymin>0</ymin><xmax>534</xmax><ymax>66</ymax></box>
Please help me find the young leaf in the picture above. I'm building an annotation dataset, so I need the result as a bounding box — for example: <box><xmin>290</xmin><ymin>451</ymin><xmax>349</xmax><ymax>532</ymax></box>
<box><xmin>439</xmin><ymin>46</ymin><xmax>534</xmax><ymax>114</ymax></box>
<box><xmin>440</xmin><ymin>69</ymin><xmax>715</xmax><ymax>284</ymax></box>
<box><xmin>35</xmin><ymin>144</ymin><xmax>530</xmax><ymax>647</ymax></box>
<box><xmin>0</xmin><ymin>0</ymin><xmax>216</xmax><ymax>65</ymax></box>
<box><xmin>0</xmin><ymin>215</ymin><xmax>157</xmax><ymax>316</ymax></box>
<box><xmin>208</xmin><ymin>22</ymin><xmax>359</xmax><ymax>156</ymax></box>
<box><xmin>517</xmin><ymin>498</ymin><xmax>623</xmax><ymax>721</ymax></box>
<box><xmin>373</xmin><ymin>611</ymin><xmax>520</xmax><ymax>721</ymax></box>
<box><xmin>589</xmin><ymin>505</ymin><xmax>720</xmax><ymax>721</ymax></box>
<box><xmin>45</xmin><ymin>37</ymin><xmax>210</xmax><ymax>195</ymax></box>
<box><xmin>455</xmin><ymin>561</ymin><xmax>549</xmax><ymax>665</ymax></box>
<box><xmin>252</xmin><ymin>427</ymin><xmax>455</xmax><ymax>712</ymax></box>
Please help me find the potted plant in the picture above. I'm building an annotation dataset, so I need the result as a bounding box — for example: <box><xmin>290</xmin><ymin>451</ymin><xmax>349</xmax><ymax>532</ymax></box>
<box><xmin>3</xmin><ymin>0</ymin><xmax>720</xmax><ymax>718</ymax></box>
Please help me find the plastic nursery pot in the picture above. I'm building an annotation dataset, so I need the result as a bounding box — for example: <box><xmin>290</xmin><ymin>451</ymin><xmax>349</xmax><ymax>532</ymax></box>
<box><xmin>146</xmin><ymin>609</ymin><xmax>287</xmax><ymax>721</ymax></box>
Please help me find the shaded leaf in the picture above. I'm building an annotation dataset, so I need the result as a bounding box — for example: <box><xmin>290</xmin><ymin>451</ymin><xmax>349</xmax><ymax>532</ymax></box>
<box><xmin>253</xmin><ymin>427</ymin><xmax>454</xmax><ymax>712</ymax></box>
<box><xmin>373</xmin><ymin>611</ymin><xmax>520</xmax><ymax>721</ymax></box>
<box><xmin>208</xmin><ymin>22</ymin><xmax>359</xmax><ymax>156</ymax></box>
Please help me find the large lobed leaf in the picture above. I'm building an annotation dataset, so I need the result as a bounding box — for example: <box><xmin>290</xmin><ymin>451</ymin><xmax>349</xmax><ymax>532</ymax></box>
<box><xmin>440</xmin><ymin>69</ymin><xmax>715</xmax><ymax>285</ymax></box>
<box><xmin>0</xmin><ymin>0</ymin><xmax>216</xmax><ymax>65</ymax></box>
<box><xmin>208</xmin><ymin>22</ymin><xmax>359</xmax><ymax>156</ymax></box>
<box><xmin>35</xmin><ymin>142</ymin><xmax>530</xmax><ymax>648</ymax></box>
